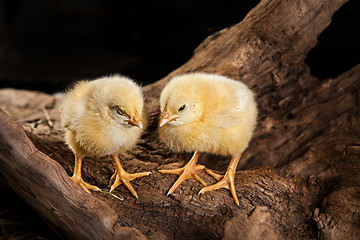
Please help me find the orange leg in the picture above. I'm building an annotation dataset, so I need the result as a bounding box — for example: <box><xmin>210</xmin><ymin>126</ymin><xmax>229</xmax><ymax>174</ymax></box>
<box><xmin>159</xmin><ymin>151</ymin><xmax>206</xmax><ymax>195</ymax></box>
<box><xmin>199</xmin><ymin>153</ymin><xmax>242</xmax><ymax>206</ymax></box>
<box><xmin>70</xmin><ymin>154</ymin><xmax>101</xmax><ymax>194</ymax></box>
<box><xmin>110</xmin><ymin>154</ymin><xmax>151</xmax><ymax>199</ymax></box>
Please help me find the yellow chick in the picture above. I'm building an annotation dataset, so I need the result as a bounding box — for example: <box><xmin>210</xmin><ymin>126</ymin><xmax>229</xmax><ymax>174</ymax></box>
<box><xmin>158</xmin><ymin>73</ymin><xmax>257</xmax><ymax>205</ymax></box>
<box><xmin>59</xmin><ymin>75</ymin><xmax>151</xmax><ymax>198</ymax></box>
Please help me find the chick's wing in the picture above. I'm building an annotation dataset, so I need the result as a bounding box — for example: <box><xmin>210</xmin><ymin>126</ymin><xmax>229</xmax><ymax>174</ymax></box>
<box><xmin>211</xmin><ymin>85</ymin><xmax>249</xmax><ymax>129</ymax></box>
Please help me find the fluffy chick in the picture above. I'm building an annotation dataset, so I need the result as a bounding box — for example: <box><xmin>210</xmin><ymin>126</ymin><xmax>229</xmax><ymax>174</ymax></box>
<box><xmin>158</xmin><ymin>73</ymin><xmax>257</xmax><ymax>205</ymax></box>
<box><xmin>59</xmin><ymin>75</ymin><xmax>150</xmax><ymax>198</ymax></box>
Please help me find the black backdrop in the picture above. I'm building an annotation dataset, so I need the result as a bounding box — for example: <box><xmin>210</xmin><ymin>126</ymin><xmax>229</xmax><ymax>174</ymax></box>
<box><xmin>0</xmin><ymin>0</ymin><xmax>358</xmax><ymax>93</ymax></box>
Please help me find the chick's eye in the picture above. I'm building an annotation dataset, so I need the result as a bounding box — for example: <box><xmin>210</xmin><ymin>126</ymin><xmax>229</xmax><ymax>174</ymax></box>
<box><xmin>115</xmin><ymin>106</ymin><xmax>125</xmax><ymax>116</ymax></box>
<box><xmin>178</xmin><ymin>104</ymin><xmax>186</xmax><ymax>112</ymax></box>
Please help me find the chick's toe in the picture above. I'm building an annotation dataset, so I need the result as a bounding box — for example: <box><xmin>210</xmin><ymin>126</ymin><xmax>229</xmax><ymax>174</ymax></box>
<box><xmin>204</xmin><ymin>169</ymin><xmax>224</xmax><ymax>181</ymax></box>
<box><xmin>159</xmin><ymin>151</ymin><xmax>206</xmax><ymax>195</ymax></box>
<box><xmin>110</xmin><ymin>154</ymin><xmax>151</xmax><ymax>198</ymax></box>
<box><xmin>199</xmin><ymin>173</ymin><xmax>239</xmax><ymax>206</ymax></box>
<box><xmin>71</xmin><ymin>176</ymin><xmax>101</xmax><ymax>194</ymax></box>
<box><xmin>70</xmin><ymin>154</ymin><xmax>101</xmax><ymax>194</ymax></box>
<box><xmin>199</xmin><ymin>154</ymin><xmax>242</xmax><ymax>206</ymax></box>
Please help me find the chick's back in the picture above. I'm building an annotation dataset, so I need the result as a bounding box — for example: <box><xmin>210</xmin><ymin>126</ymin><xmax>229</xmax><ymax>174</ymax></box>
<box><xmin>60</xmin><ymin>80</ymin><xmax>93</xmax><ymax>131</ymax></box>
<box><xmin>159</xmin><ymin>73</ymin><xmax>257</xmax><ymax>155</ymax></box>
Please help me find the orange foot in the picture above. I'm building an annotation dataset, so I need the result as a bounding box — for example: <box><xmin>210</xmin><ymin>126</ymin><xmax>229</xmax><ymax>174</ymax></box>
<box><xmin>199</xmin><ymin>169</ymin><xmax>239</xmax><ymax>205</ymax></box>
<box><xmin>71</xmin><ymin>175</ymin><xmax>101</xmax><ymax>194</ymax></box>
<box><xmin>159</xmin><ymin>151</ymin><xmax>206</xmax><ymax>195</ymax></box>
<box><xmin>199</xmin><ymin>153</ymin><xmax>242</xmax><ymax>206</ymax></box>
<box><xmin>110</xmin><ymin>154</ymin><xmax>151</xmax><ymax>198</ymax></box>
<box><xmin>71</xmin><ymin>154</ymin><xmax>101</xmax><ymax>194</ymax></box>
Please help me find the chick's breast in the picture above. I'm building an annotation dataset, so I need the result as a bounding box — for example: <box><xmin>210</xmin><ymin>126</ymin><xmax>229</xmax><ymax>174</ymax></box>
<box><xmin>69</xmin><ymin>111</ymin><xmax>142</xmax><ymax>157</ymax></box>
<box><xmin>159</xmin><ymin>74</ymin><xmax>257</xmax><ymax>155</ymax></box>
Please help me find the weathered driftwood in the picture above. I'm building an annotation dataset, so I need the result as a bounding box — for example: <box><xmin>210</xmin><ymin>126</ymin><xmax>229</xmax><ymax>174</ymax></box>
<box><xmin>0</xmin><ymin>0</ymin><xmax>359</xmax><ymax>239</ymax></box>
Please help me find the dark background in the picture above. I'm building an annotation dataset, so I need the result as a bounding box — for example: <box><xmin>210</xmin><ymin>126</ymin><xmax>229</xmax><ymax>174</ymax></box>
<box><xmin>0</xmin><ymin>0</ymin><xmax>359</xmax><ymax>94</ymax></box>
<box><xmin>0</xmin><ymin>0</ymin><xmax>262</xmax><ymax>93</ymax></box>
<box><xmin>0</xmin><ymin>0</ymin><xmax>358</xmax><ymax>239</ymax></box>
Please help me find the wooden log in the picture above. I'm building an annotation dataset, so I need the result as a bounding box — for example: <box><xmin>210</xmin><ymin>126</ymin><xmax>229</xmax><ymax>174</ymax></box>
<box><xmin>0</xmin><ymin>108</ymin><xmax>146</xmax><ymax>240</ymax></box>
<box><xmin>1</xmin><ymin>0</ymin><xmax>359</xmax><ymax>239</ymax></box>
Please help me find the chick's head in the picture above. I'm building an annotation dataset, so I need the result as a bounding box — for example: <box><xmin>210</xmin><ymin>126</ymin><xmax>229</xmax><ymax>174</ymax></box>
<box><xmin>90</xmin><ymin>75</ymin><xmax>144</xmax><ymax>129</ymax></box>
<box><xmin>159</xmin><ymin>77</ymin><xmax>206</xmax><ymax>127</ymax></box>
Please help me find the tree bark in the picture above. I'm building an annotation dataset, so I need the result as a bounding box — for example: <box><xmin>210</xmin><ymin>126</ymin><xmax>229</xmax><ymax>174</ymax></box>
<box><xmin>0</xmin><ymin>0</ymin><xmax>359</xmax><ymax>239</ymax></box>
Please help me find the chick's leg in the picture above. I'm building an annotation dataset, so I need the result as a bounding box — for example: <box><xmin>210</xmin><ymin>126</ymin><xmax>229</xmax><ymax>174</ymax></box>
<box><xmin>159</xmin><ymin>151</ymin><xmax>206</xmax><ymax>195</ymax></box>
<box><xmin>70</xmin><ymin>154</ymin><xmax>101</xmax><ymax>194</ymax></box>
<box><xmin>199</xmin><ymin>153</ymin><xmax>242</xmax><ymax>206</ymax></box>
<box><xmin>110</xmin><ymin>154</ymin><xmax>151</xmax><ymax>198</ymax></box>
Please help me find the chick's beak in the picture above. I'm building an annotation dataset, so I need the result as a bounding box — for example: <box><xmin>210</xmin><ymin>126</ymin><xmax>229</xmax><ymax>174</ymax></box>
<box><xmin>159</xmin><ymin>110</ymin><xmax>176</xmax><ymax>127</ymax></box>
<box><xmin>126</xmin><ymin>110</ymin><xmax>143</xmax><ymax>129</ymax></box>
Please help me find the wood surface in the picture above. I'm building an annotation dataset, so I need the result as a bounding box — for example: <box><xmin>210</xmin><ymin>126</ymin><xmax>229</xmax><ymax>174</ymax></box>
<box><xmin>0</xmin><ymin>0</ymin><xmax>359</xmax><ymax>239</ymax></box>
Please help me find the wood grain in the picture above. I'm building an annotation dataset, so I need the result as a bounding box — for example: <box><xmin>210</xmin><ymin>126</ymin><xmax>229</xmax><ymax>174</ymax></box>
<box><xmin>1</xmin><ymin>0</ymin><xmax>359</xmax><ymax>239</ymax></box>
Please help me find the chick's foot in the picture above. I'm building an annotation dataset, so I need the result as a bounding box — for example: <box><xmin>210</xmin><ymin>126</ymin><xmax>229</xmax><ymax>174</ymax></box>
<box><xmin>70</xmin><ymin>154</ymin><xmax>101</xmax><ymax>194</ymax></box>
<box><xmin>71</xmin><ymin>175</ymin><xmax>101</xmax><ymax>194</ymax></box>
<box><xmin>204</xmin><ymin>168</ymin><xmax>224</xmax><ymax>181</ymax></box>
<box><xmin>199</xmin><ymin>153</ymin><xmax>242</xmax><ymax>206</ymax></box>
<box><xmin>110</xmin><ymin>154</ymin><xmax>151</xmax><ymax>198</ymax></box>
<box><xmin>159</xmin><ymin>151</ymin><xmax>206</xmax><ymax>195</ymax></box>
<box><xmin>199</xmin><ymin>170</ymin><xmax>239</xmax><ymax>205</ymax></box>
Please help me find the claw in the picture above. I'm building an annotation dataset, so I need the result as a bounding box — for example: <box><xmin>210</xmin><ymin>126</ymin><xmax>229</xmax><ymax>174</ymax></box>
<box><xmin>199</xmin><ymin>153</ymin><xmax>242</xmax><ymax>206</ymax></box>
<box><xmin>70</xmin><ymin>154</ymin><xmax>101</xmax><ymax>194</ymax></box>
<box><xmin>110</xmin><ymin>154</ymin><xmax>151</xmax><ymax>198</ymax></box>
<box><xmin>159</xmin><ymin>151</ymin><xmax>206</xmax><ymax>195</ymax></box>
